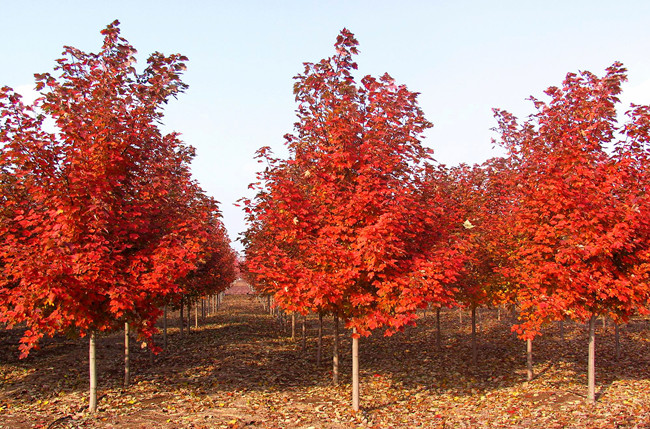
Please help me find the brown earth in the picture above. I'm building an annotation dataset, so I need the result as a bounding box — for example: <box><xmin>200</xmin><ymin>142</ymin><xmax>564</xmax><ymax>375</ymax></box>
<box><xmin>225</xmin><ymin>280</ymin><xmax>253</xmax><ymax>295</ymax></box>
<box><xmin>1</xmin><ymin>293</ymin><xmax>649</xmax><ymax>428</ymax></box>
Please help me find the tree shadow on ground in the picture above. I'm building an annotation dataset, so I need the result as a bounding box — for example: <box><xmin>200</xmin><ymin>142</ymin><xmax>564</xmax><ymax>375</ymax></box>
<box><xmin>1</xmin><ymin>296</ymin><xmax>649</xmax><ymax>417</ymax></box>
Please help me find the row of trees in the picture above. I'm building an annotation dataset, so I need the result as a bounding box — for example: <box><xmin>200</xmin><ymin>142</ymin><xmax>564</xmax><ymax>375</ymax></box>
<box><xmin>241</xmin><ymin>29</ymin><xmax>650</xmax><ymax>409</ymax></box>
<box><xmin>0</xmin><ymin>21</ymin><xmax>237</xmax><ymax>411</ymax></box>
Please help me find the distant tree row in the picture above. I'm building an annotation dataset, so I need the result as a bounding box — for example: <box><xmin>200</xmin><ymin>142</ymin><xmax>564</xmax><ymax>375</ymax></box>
<box><xmin>241</xmin><ymin>29</ymin><xmax>650</xmax><ymax>409</ymax></box>
<box><xmin>0</xmin><ymin>21</ymin><xmax>237</xmax><ymax>412</ymax></box>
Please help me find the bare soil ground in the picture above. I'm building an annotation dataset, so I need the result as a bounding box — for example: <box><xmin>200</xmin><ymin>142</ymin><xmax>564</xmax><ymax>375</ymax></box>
<box><xmin>1</xmin><ymin>293</ymin><xmax>649</xmax><ymax>428</ymax></box>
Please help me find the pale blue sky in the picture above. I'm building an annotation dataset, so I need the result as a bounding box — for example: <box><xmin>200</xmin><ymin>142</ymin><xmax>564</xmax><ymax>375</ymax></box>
<box><xmin>3</xmin><ymin>1</ymin><xmax>650</xmax><ymax>252</ymax></box>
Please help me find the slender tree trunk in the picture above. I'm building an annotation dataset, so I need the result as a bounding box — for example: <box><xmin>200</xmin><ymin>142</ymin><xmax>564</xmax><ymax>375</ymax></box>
<box><xmin>291</xmin><ymin>313</ymin><xmax>296</xmax><ymax>340</ymax></box>
<box><xmin>602</xmin><ymin>316</ymin><xmax>607</xmax><ymax>331</ymax></box>
<box><xmin>89</xmin><ymin>332</ymin><xmax>97</xmax><ymax>413</ymax></box>
<box><xmin>333</xmin><ymin>315</ymin><xmax>340</xmax><ymax>385</ymax></box>
<box><xmin>436</xmin><ymin>307</ymin><xmax>442</xmax><ymax>350</ymax></box>
<box><xmin>471</xmin><ymin>306</ymin><xmax>477</xmax><ymax>367</ymax></box>
<box><xmin>317</xmin><ymin>312</ymin><xmax>323</xmax><ymax>366</ymax></box>
<box><xmin>124</xmin><ymin>322</ymin><xmax>130</xmax><ymax>388</ymax></box>
<box><xmin>194</xmin><ymin>299</ymin><xmax>198</xmax><ymax>329</ymax></box>
<box><xmin>352</xmin><ymin>327</ymin><xmax>359</xmax><ymax>412</ymax></box>
<box><xmin>497</xmin><ymin>306</ymin><xmax>501</xmax><ymax>321</ymax></box>
<box><xmin>526</xmin><ymin>338</ymin><xmax>533</xmax><ymax>381</ymax></box>
<box><xmin>301</xmin><ymin>315</ymin><xmax>307</xmax><ymax>352</ymax></box>
<box><xmin>615</xmin><ymin>323</ymin><xmax>620</xmax><ymax>361</ymax></box>
<box><xmin>588</xmin><ymin>315</ymin><xmax>597</xmax><ymax>404</ymax></box>
<box><xmin>149</xmin><ymin>333</ymin><xmax>154</xmax><ymax>365</ymax></box>
<box><xmin>163</xmin><ymin>305</ymin><xmax>168</xmax><ymax>350</ymax></box>
<box><xmin>559</xmin><ymin>318</ymin><xmax>565</xmax><ymax>341</ymax></box>
<box><xmin>187</xmin><ymin>301</ymin><xmax>191</xmax><ymax>334</ymax></box>
<box><xmin>459</xmin><ymin>307</ymin><xmax>463</xmax><ymax>326</ymax></box>
<box><xmin>179</xmin><ymin>298</ymin><xmax>184</xmax><ymax>338</ymax></box>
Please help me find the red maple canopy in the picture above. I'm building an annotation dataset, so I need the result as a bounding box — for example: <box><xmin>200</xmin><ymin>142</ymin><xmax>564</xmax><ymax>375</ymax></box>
<box><xmin>494</xmin><ymin>63</ymin><xmax>650</xmax><ymax>338</ymax></box>
<box><xmin>0</xmin><ymin>21</ymin><xmax>228</xmax><ymax>356</ymax></box>
<box><xmin>244</xmin><ymin>29</ymin><xmax>459</xmax><ymax>335</ymax></box>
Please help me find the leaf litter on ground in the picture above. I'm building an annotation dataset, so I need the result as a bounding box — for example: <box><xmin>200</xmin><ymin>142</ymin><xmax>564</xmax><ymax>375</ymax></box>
<box><xmin>1</xmin><ymin>294</ymin><xmax>649</xmax><ymax>428</ymax></box>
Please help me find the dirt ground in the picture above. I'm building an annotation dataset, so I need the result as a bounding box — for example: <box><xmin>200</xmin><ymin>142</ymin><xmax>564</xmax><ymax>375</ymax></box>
<box><xmin>1</xmin><ymin>292</ymin><xmax>650</xmax><ymax>428</ymax></box>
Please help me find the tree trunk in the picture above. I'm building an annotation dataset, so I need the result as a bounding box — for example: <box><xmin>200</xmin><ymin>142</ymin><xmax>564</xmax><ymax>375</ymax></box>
<box><xmin>194</xmin><ymin>299</ymin><xmax>198</xmax><ymax>329</ymax></box>
<box><xmin>352</xmin><ymin>327</ymin><xmax>359</xmax><ymax>412</ymax></box>
<box><xmin>163</xmin><ymin>305</ymin><xmax>168</xmax><ymax>350</ymax></box>
<box><xmin>615</xmin><ymin>323</ymin><xmax>620</xmax><ymax>361</ymax></box>
<box><xmin>124</xmin><ymin>322</ymin><xmax>130</xmax><ymax>388</ymax></box>
<box><xmin>301</xmin><ymin>315</ymin><xmax>307</xmax><ymax>352</ymax></box>
<box><xmin>588</xmin><ymin>315</ymin><xmax>597</xmax><ymax>404</ymax></box>
<box><xmin>291</xmin><ymin>313</ymin><xmax>296</xmax><ymax>340</ymax></box>
<box><xmin>317</xmin><ymin>312</ymin><xmax>323</xmax><ymax>366</ymax></box>
<box><xmin>471</xmin><ymin>306</ymin><xmax>477</xmax><ymax>367</ymax></box>
<box><xmin>187</xmin><ymin>301</ymin><xmax>191</xmax><ymax>334</ymax></box>
<box><xmin>497</xmin><ymin>306</ymin><xmax>501</xmax><ymax>321</ymax></box>
<box><xmin>89</xmin><ymin>332</ymin><xmax>97</xmax><ymax>413</ymax></box>
<box><xmin>149</xmin><ymin>333</ymin><xmax>154</xmax><ymax>365</ymax></box>
<box><xmin>459</xmin><ymin>308</ymin><xmax>463</xmax><ymax>326</ymax></box>
<box><xmin>526</xmin><ymin>338</ymin><xmax>533</xmax><ymax>381</ymax></box>
<box><xmin>559</xmin><ymin>318</ymin><xmax>565</xmax><ymax>341</ymax></box>
<box><xmin>436</xmin><ymin>307</ymin><xmax>442</xmax><ymax>350</ymax></box>
<box><xmin>333</xmin><ymin>315</ymin><xmax>340</xmax><ymax>385</ymax></box>
<box><xmin>179</xmin><ymin>298</ymin><xmax>184</xmax><ymax>338</ymax></box>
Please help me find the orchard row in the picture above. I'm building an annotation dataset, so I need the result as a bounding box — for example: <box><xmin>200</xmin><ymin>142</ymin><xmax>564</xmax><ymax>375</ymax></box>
<box><xmin>241</xmin><ymin>30</ymin><xmax>650</xmax><ymax>409</ymax></box>
<box><xmin>0</xmin><ymin>21</ymin><xmax>238</xmax><ymax>412</ymax></box>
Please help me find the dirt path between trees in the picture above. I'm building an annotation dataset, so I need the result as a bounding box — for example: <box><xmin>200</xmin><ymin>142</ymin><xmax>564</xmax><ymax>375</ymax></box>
<box><xmin>1</xmin><ymin>293</ymin><xmax>649</xmax><ymax>428</ymax></box>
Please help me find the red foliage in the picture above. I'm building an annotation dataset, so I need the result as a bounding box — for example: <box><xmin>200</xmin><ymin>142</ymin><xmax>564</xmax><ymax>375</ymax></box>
<box><xmin>444</xmin><ymin>160</ymin><xmax>513</xmax><ymax>311</ymax></box>
<box><xmin>0</xmin><ymin>21</ymin><xmax>232</xmax><ymax>356</ymax></box>
<box><xmin>243</xmin><ymin>29</ymin><xmax>458</xmax><ymax>336</ymax></box>
<box><xmin>494</xmin><ymin>63</ymin><xmax>650</xmax><ymax>338</ymax></box>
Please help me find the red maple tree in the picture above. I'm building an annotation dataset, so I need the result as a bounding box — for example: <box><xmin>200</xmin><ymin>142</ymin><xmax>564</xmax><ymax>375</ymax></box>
<box><xmin>494</xmin><ymin>62</ymin><xmax>650</xmax><ymax>401</ymax></box>
<box><xmin>243</xmin><ymin>29</ymin><xmax>460</xmax><ymax>410</ymax></box>
<box><xmin>443</xmin><ymin>160</ymin><xmax>514</xmax><ymax>366</ymax></box>
<box><xmin>0</xmin><ymin>21</ymin><xmax>227</xmax><ymax>411</ymax></box>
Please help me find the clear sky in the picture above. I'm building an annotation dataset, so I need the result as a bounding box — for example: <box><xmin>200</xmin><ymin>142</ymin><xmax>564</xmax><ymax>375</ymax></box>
<box><xmin>3</xmin><ymin>1</ymin><xmax>650</xmax><ymax>253</ymax></box>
